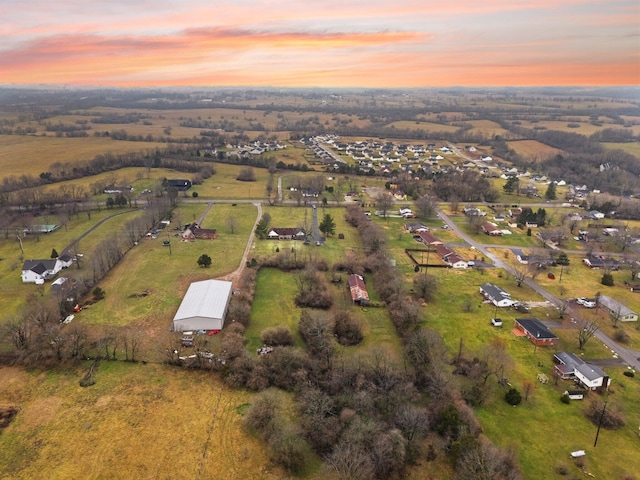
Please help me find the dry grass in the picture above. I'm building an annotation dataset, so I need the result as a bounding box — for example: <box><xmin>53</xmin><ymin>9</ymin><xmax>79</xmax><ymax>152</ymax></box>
<box><xmin>507</xmin><ymin>140</ymin><xmax>563</xmax><ymax>162</ymax></box>
<box><xmin>467</xmin><ymin>119</ymin><xmax>510</xmax><ymax>137</ymax></box>
<box><xmin>384</xmin><ymin>120</ymin><xmax>459</xmax><ymax>133</ymax></box>
<box><xmin>0</xmin><ymin>136</ymin><xmax>164</xmax><ymax>179</ymax></box>
<box><xmin>0</xmin><ymin>363</ymin><xmax>282</xmax><ymax>480</ymax></box>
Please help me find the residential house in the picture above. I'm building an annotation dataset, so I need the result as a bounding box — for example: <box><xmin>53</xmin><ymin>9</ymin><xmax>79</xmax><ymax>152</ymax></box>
<box><xmin>435</xmin><ymin>245</ymin><xmax>467</xmax><ymax>269</ymax></box>
<box><xmin>417</xmin><ymin>231</ymin><xmax>444</xmax><ymax>247</ymax></box>
<box><xmin>514</xmin><ymin>318</ymin><xmax>558</xmax><ymax>347</ymax></box>
<box><xmin>554</xmin><ymin>351</ymin><xmax>610</xmax><ymax>391</ymax></box>
<box><xmin>405</xmin><ymin>222</ymin><xmax>429</xmax><ymax>234</ymax></box>
<box><xmin>479</xmin><ymin>283</ymin><xmax>514</xmax><ymax>307</ymax></box>
<box><xmin>445</xmin><ymin>252</ymin><xmax>468</xmax><ymax>269</ymax></box>
<box><xmin>582</xmin><ymin>256</ymin><xmax>620</xmax><ymax>270</ymax></box>
<box><xmin>21</xmin><ymin>259</ymin><xmax>63</xmax><ymax>284</ymax></box>
<box><xmin>182</xmin><ymin>223</ymin><xmax>218</xmax><ymax>241</ymax></box>
<box><xmin>267</xmin><ymin>228</ymin><xmax>306</xmax><ymax>240</ymax></box>
<box><xmin>508</xmin><ymin>207</ymin><xmax>522</xmax><ymax>218</ymax></box>
<box><xmin>597</xmin><ymin>295</ymin><xmax>638</xmax><ymax>322</ymax></box>
<box><xmin>481</xmin><ymin>222</ymin><xmax>503</xmax><ymax>236</ymax></box>
<box><xmin>348</xmin><ymin>274</ymin><xmax>369</xmax><ymax>305</ymax></box>
<box><xmin>463</xmin><ymin>206</ymin><xmax>486</xmax><ymax>217</ymax></box>
<box><xmin>585</xmin><ymin>210</ymin><xmax>605</xmax><ymax>220</ymax></box>
<box><xmin>57</xmin><ymin>252</ymin><xmax>74</xmax><ymax>269</ymax></box>
<box><xmin>166</xmin><ymin>179</ymin><xmax>192</xmax><ymax>191</ymax></box>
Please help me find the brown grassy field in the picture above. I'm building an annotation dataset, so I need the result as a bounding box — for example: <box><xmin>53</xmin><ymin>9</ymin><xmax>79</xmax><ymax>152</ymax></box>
<box><xmin>384</xmin><ymin>120</ymin><xmax>459</xmax><ymax>133</ymax></box>
<box><xmin>0</xmin><ymin>135</ymin><xmax>165</xmax><ymax>179</ymax></box>
<box><xmin>520</xmin><ymin>120</ymin><xmax>640</xmax><ymax>136</ymax></box>
<box><xmin>0</xmin><ymin>363</ymin><xmax>285</xmax><ymax>480</ymax></box>
<box><xmin>507</xmin><ymin>139</ymin><xmax>564</xmax><ymax>161</ymax></box>
<box><xmin>467</xmin><ymin>119</ymin><xmax>510</xmax><ymax>137</ymax></box>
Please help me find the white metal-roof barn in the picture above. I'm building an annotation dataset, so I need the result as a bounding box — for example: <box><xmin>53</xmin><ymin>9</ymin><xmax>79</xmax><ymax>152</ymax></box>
<box><xmin>172</xmin><ymin>279</ymin><xmax>233</xmax><ymax>332</ymax></box>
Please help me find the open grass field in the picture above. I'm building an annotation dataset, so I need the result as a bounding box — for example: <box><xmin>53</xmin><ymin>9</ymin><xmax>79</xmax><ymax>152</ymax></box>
<box><xmin>32</xmin><ymin>106</ymin><xmax>374</xmax><ymax>137</ymax></box>
<box><xmin>519</xmin><ymin>120</ymin><xmax>640</xmax><ymax>136</ymax></box>
<box><xmin>0</xmin><ymin>135</ymin><xmax>165</xmax><ymax>179</ymax></box>
<box><xmin>253</xmin><ymin>205</ymin><xmax>365</xmax><ymax>265</ymax></box>
<box><xmin>246</xmin><ymin>268</ymin><xmax>403</xmax><ymax>361</ymax></box>
<box><xmin>467</xmin><ymin>119</ymin><xmax>510</xmax><ymax>137</ymax></box>
<box><xmin>384</xmin><ymin>120</ymin><xmax>460</xmax><ymax>133</ymax></box>
<box><xmin>0</xmin><ymin>362</ymin><xmax>285</xmax><ymax>480</ymax></box>
<box><xmin>507</xmin><ymin>140</ymin><xmax>564</xmax><ymax>161</ymax></box>
<box><xmin>0</xmin><ymin>208</ymin><xmax>146</xmax><ymax>325</ymax></box>
<box><xmin>602</xmin><ymin>141</ymin><xmax>640</xmax><ymax>157</ymax></box>
<box><xmin>77</xmin><ymin>202</ymin><xmax>258</xmax><ymax>329</ymax></box>
<box><xmin>418</xmin><ymin>261</ymin><xmax>640</xmax><ymax>480</ymax></box>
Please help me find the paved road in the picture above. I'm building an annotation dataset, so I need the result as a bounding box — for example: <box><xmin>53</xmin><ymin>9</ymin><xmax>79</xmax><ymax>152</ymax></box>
<box><xmin>438</xmin><ymin>209</ymin><xmax>640</xmax><ymax>371</ymax></box>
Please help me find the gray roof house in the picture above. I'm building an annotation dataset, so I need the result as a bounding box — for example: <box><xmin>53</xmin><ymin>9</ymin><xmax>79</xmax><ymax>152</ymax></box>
<box><xmin>597</xmin><ymin>295</ymin><xmax>638</xmax><ymax>322</ymax></box>
<box><xmin>479</xmin><ymin>283</ymin><xmax>514</xmax><ymax>307</ymax></box>
<box><xmin>172</xmin><ymin>279</ymin><xmax>233</xmax><ymax>332</ymax></box>
<box><xmin>554</xmin><ymin>351</ymin><xmax>609</xmax><ymax>391</ymax></box>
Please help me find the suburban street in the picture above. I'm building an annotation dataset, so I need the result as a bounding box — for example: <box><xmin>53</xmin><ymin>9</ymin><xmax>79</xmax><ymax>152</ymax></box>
<box><xmin>437</xmin><ymin>209</ymin><xmax>640</xmax><ymax>371</ymax></box>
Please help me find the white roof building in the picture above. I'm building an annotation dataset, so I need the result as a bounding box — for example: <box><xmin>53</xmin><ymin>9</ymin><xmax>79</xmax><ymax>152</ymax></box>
<box><xmin>172</xmin><ymin>279</ymin><xmax>233</xmax><ymax>332</ymax></box>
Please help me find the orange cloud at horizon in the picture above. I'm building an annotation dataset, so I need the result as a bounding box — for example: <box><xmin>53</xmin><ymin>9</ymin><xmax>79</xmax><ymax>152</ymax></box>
<box><xmin>1</xmin><ymin>0</ymin><xmax>638</xmax><ymax>87</ymax></box>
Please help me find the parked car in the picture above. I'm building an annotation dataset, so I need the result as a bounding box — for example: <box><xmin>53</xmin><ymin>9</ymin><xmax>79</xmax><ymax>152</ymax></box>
<box><xmin>491</xmin><ymin>318</ymin><xmax>503</xmax><ymax>327</ymax></box>
<box><xmin>513</xmin><ymin>302</ymin><xmax>530</xmax><ymax>313</ymax></box>
<box><xmin>576</xmin><ymin>297</ymin><xmax>596</xmax><ymax>308</ymax></box>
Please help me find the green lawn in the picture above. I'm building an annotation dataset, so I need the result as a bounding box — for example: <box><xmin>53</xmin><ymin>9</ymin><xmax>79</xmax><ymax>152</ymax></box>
<box><xmin>74</xmin><ymin>202</ymin><xmax>259</xmax><ymax>329</ymax></box>
<box><xmin>246</xmin><ymin>267</ymin><xmax>403</xmax><ymax>362</ymax></box>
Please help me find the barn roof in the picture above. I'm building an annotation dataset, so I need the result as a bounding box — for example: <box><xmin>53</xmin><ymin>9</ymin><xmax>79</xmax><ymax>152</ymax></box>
<box><xmin>173</xmin><ymin>279</ymin><xmax>233</xmax><ymax>324</ymax></box>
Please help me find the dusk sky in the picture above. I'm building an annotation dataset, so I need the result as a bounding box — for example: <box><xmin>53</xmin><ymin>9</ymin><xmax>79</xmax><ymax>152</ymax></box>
<box><xmin>1</xmin><ymin>0</ymin><xmax>639</xmax><ymax>88</ymax></box>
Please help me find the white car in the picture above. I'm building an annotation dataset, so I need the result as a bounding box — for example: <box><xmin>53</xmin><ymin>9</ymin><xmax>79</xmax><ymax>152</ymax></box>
<box><xmin>491</xmin><ymin>318</ymin><xmax>503</xmax><ymax>327</ymax></box>
<box><xmin>576</xmin><ymin>297</ymin><xmax>596</xmax><ymax>308</ymax></box>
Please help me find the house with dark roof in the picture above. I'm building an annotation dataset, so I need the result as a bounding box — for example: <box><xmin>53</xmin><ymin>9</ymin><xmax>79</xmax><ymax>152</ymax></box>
<box><xmin>481</xmin><ymin>222</ymin><xmax>502</xmax><ymax>236</ymax></box>
<box><xmin>267</xmin><ymin>228</ymin><xmax>306</xmax><ymax>240</ymax></box>
<box><xmin>435</xmin><ymin>245</ymin><xmax>467</xmax><ymax>269</ymax></box>
<box><xmin>514</xmin><ymin>318</ymin><xmax>558</xmax><ymax>347</ymax></box>
<box><xmin>348</xmin><ymin>274</ymin><xmax>369</xmax><ymax>305</ymax></box>
<box><xmin>182</xmin><ymin>223</ymin><xmax>217</xmax><ymax>241</ymax></box>
<box><xmin>554</xmin><ymin>351</ymin><xmax>610</xmax><ymax>391</ymax></box>
<box><xmin>21</xmin><ymin>259</ymin><xmax>63</xmax><ymax>284</ymax></box>
<box><xmin>479</xmin><ymin>283</ymin><xmax>514</xmax><ymax>307</ymax></box>
<box><xmin>582</xmin><ymin>256</ymin><xmax>620</xmax><ymax>270</ymax></box>
<box><xmin>417</xmin><ymin>231</ymin><xmax>443</xmax><ymax>246</ymax></box>
<box><xmin>166</xmin><ymin>179</ymin><xmax>192</xmax><ymax>191</ymax></box>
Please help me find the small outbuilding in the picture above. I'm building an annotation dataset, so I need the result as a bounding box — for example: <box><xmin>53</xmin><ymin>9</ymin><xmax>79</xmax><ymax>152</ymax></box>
<box><xmin>172</xmin><ymin>279</ymin><xmax>233</xmax><ymax>332</ymax></box>
<box><xmin>348</xmin><ymin>274</ymin><xmax>369</xmax><ymax>305</ymax></box>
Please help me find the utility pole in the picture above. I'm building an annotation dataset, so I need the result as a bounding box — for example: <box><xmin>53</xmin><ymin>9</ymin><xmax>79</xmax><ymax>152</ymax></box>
<box><xmin>594</xmin><ymin>398</ymin><xmax>608</xmax><ymax>447</ymax></box>
<box><xmin>16</xmin><ymin>233</ymin><xmax>24</xmax><ymax>255</ymax></box>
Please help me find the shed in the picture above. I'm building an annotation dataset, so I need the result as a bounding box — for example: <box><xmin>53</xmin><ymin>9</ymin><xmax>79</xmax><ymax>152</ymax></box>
<box><xmin>564</xmin><ymin>390</ymin><xmax>585</xmax><ymax>400</ymax></box>
<box><xmin>172</xmin><ymin>279</ymin><xmax>233</xmax><ymax>332</ymax></box>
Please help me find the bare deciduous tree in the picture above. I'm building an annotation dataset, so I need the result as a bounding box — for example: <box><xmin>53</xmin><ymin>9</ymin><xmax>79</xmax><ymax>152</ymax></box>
<box><xmin>577</xmin><ymin>317</ymin><xmax>599</xmax><ymax>350</ymax></box>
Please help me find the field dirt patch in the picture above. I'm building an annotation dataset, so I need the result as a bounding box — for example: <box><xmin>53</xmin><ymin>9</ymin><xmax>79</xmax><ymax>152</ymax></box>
<box><xmin>127</xmin><ymin>289</ymin><xmax>152</xmax><ymax>299</ymax></box>
<box><xmin>0</xmin><ymin>406</ymin><xmax>19</xmax><ymax>432</ymax></box>
<box><xmin>16</xmin><ymin>396</ymin><xmax>62</xmax><ymax>431</ymax></box>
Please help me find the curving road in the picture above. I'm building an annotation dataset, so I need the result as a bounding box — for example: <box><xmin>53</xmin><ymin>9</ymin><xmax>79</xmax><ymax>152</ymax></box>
<box><xmin>438</xmin><ymin>209</ymin><xmax>640</xmax><ymax>371</ymax></box>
